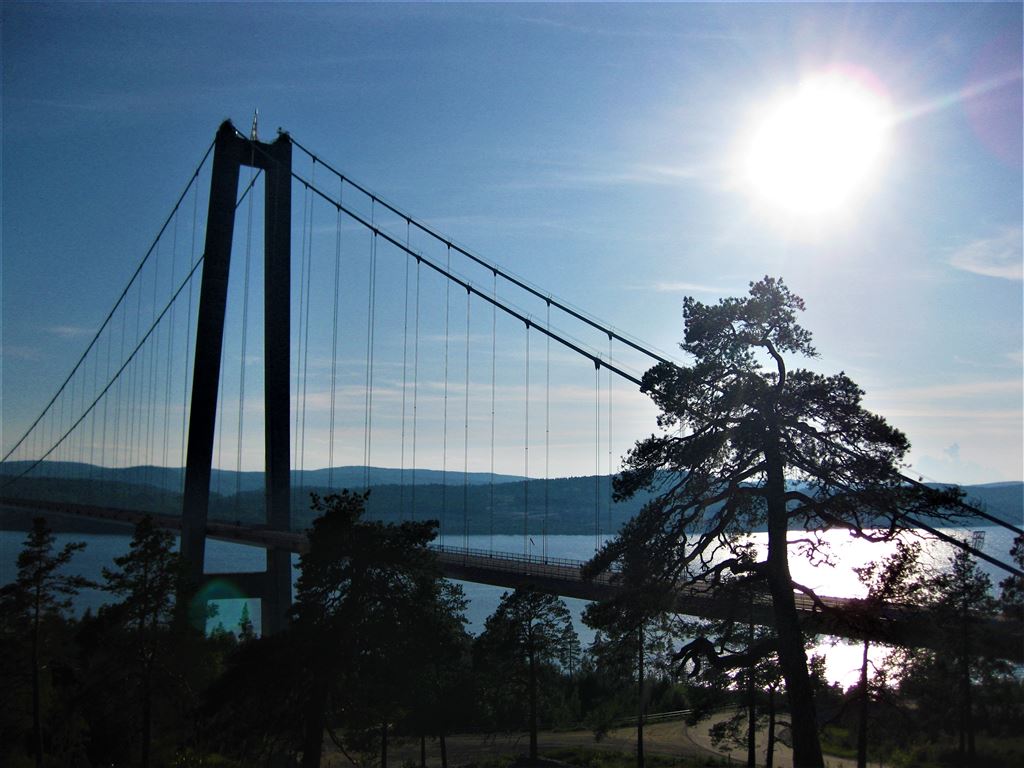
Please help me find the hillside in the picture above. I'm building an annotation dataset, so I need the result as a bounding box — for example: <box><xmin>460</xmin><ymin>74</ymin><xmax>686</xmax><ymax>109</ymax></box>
<box><xmin>1</xmin><ymin>462</ymin><xmax>1019</xmax><ymax>537</ymax></box>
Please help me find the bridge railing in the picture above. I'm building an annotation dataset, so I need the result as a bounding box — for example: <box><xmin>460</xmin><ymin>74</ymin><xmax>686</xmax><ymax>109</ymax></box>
<box><xmin>432</xmin><ymin>543</ymin><xmax>589</xmax><ymax>570</ymax></box>
<box><xmin>431</xmin><ymin>543</ymin><xmax>621</xmax><ymax>585</ymax></box>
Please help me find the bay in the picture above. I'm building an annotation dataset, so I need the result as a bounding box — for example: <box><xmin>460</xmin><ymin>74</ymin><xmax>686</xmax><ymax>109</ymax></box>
<box><xmin>1</xmin><ymin>525</ymin><xmax>1015</xmax><ymax>688</ymax></box>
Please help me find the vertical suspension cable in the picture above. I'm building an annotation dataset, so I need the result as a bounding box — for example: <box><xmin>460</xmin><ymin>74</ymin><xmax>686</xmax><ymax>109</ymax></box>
<box><xmin>328</xmin><ymin>177</ymin><xmax>343</xmax><ymax>488</ymax></box>
<box><xmin>608</xmin><ymin>333</ymin><xmax>614</xmax><ymax>539</ymax></box>
<box><xmin>216</xmin><ymin>309</ymin><xmax>227</xmax><ymax>498</ymax></box>
<box><xmin>463</xmin><ymin>287</ymin><xmax>471</xmax><ymax>550</ymax></box>
<box><xmin>524</xmin><ymin>321</ymin><xmax>530</xmax><ymax>557</ymax></box>
<box><xmin>113</xmin><ymin>270</ymin><xmax>127</xmax><ymax>482</ymax></box>
<box><xmin>544</xmin><ymin>301</ymin><xmax>551</xmax><ymax>561</ymax></box>
<box><xmin>146</xmin><ymin>237</ymin><xmax>162</xmax><ymax>490</ymax></box>
<box><xmin>161</xmin><ymin>205</ymin><xmax>181</xmax><ymax>502</ymax></box>
<box><xmin>180</xmin><ymin>179</ymin><xmax>200</xmax><ymax>493</ymax></box>
<box><xmin>300</xmin><ymin>163</ymin><xmax>316</xmax><ymax>497</ymax></box>
<box><xmin>100</xmin><ymin>312</ymin><xmax>112</xmax><ymax>478</ymax></box>
<box><xmin>126</xmin><ymin>273</ymin><xmax>144</xmax><ymax>502</ymax></box>
<box><xmin>441</xmin><ymin>244</ymin><xmax>451</xmax><ymax>543</ymax></box>
<box><xmin>88</xmin><ymin>326</ymin><xmax>99</xmax><ymax>485</ymax></box>
<box><xmin>411</xmin><ymin>257</ymin><xmax>421</xmax><ymax>519</ymax></box>
<box><xmin>595</xmin><ymin>360</ymin><xmax>601</xmax><ymax>553</ymax></box>
<box><xmin>66</xmin><ymin>377</ymin><xmax>74</xmax><ymax>478</ymax></box>
<box><xmin>489</xmin><ymin>270</ymin><xmax>497</xmax><ymax>553</ymax></box>
<box><xmin>363</xmin><ymin>201</ymin><xmax>377</xmax><ymax>491</ymax></box>
<box><xmin>146</xmin><ymin>324</ymin><xmax>158</xmax><ymax>492</ymax></box>
<box><xmin>400</xmin><ymin>218</ymin><xmax>411</xmax><ymax>519</ymax></box>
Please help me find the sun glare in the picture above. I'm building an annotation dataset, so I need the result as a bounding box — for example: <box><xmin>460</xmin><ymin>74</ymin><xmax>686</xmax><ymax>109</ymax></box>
<box><xmin>743</xmin><ymin>72</ymin><xmax>892</xmax><ymax>218</ymax></box>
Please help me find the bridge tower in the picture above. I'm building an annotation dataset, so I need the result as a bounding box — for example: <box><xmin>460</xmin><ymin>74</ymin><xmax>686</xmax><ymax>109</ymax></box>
<box><xmin>181</xmin><ymin>121</ymin><xmax>293</xmax><ymax>635</ymax></box>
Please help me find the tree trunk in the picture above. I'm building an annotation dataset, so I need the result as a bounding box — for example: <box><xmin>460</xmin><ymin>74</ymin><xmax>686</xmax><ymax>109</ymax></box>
<box><xmin>766</xmin><ymin>687</ymin><xmax>776</xmax><ymax>768</ymax></box>
<box><xmin>963</xmin><ymin>609</ymin><xmax>975</xmax><ymax>763</ymax></box>
<box><xmin>381</xmin><ymin>721</ymin><xmax>388</xmax><ymax>768</ymax></box>
<box><xmin>440</xmin><ymin>732</ymin><xmax>448</xmax><ymax>768</ymax></box>
<box><xmin>31</xmin><ymin>593</ymin><xmax>43</xmax><ymax>768</ymax></box>
<box><xmin>857</xmin><ymin>639</ymin><xmax>870</xmax><ymax>768</ymax></box>
<box><xmin>529</xmin><ymin>646</ymin><xmax>539</xmax><ymax>762</ymax></box>
<box><xmin>301</xmin><ymin>674</ymin><xmax>328</xmax><ymax>768</ymax></box>
<box><xmin>764</xmin><ymin>433</ymin><xmax>824</xmax><ymax>768</ymax></box>
<box><xmin>141</xmin><ymin>661</ymin><xmax>152</xmax><ymax>768</ymax></box>
<box><xmin>637</xmin><ymin>626</ymin><xmax>645</xmax><ymax>768</ymax></box>
<box><xmin>746</xmin><ymin>609</ymin><xmax>755</xmax><ymax>768</ymax></box>
<box><xmin>746</xmin><ymin>669</ymin><xmax>756</xmax><ymax>768</ymax></box>
<box><xmin>420</xmin><ymin>733</ymin><xmax>426</xmax><ymax>768</ymax></box>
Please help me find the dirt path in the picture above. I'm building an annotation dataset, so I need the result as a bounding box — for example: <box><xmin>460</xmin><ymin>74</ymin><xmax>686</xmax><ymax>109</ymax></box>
<box><xmin>323</xmin><ymin>713</ymin><xmax>857</xmax><ymax>768</ymax></box>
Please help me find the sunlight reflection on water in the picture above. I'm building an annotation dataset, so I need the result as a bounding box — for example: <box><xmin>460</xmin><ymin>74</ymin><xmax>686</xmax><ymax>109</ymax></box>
<box><xmin>1</xmin><ymin>526</ymin><xmax>1013</xmax><ymax>688</ymax></box>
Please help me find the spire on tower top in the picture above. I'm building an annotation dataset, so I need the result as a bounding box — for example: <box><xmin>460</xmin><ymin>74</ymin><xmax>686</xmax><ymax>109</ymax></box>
<box><xmin>250</xmin><ymin>108</ymin><xmax>259</xmax><ymax>142</ymax></box>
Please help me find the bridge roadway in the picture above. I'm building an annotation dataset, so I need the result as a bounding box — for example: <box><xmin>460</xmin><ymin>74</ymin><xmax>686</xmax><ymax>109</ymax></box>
<box><xmin>3</xmin><ymin>496</ymin><xmax>1020</xmax><ymax>661</ymax></box>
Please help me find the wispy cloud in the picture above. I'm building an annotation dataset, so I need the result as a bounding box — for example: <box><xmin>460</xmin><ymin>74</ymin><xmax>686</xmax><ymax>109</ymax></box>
<box><xmin>513</xmin><ymin>12</ymin><xmax>749</xmax><ymax>43</ymax></box>
<box><xmin>874</xmin><ymin>378</ymin><xmax>1022</xmax><ymax>402</ymax></box>
<box><xmin>0</xmin><ymin>344</ymin><xmax>43</xmax><ymax>361</ymax></box>
<box><xmin>949</xmin><ymin>226</ymin><xmax>1022</xmax><ymax>280</ymax></box>
<box><xmin>48</xmin><ymin>325</ymin><xmax>92</xmax><ymax>339</ymax></box>
<box><xmin>499</xmin><ymin>162</ymin><xmax>705</xmax><ymax>192</ymax></box>
<box><xmin>633</xmin><ymin>281</ymin><xmax>732</xmax><ymax>295</ymax></box>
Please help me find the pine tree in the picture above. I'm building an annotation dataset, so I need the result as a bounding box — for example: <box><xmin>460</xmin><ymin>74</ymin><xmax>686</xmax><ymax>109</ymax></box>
<box><xmin>236</xmin><ymin>602</ymin><xmax>255</xmax><ymax>642</ymax></box>
<box><xmin>586</xmin><ymin>277</ymin><xmax>965</xmax><ymax>768</ymax></box>
<box><xmin>476</xmin><ymin>587</ymin><xmax>579</xmax><ymax>762</ymax></box>
<box><xmin>102</xmin><ymin>516</ymin><xmax>183</xmax><ymax>768</ymax></box>
<box><xmin>0</xmin><ymin>517</ymin><xmax>90</xmax><ymax>768</ymax></box>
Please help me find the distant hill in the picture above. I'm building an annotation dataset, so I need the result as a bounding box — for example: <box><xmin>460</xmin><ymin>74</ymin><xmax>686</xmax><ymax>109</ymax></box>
<box><xmin>1</xmin><ymin>461</ymin><xmax>1019</xmax><ymax>536</ymax></box>
<box><xmin>0</xmin><ymin>461</ymin><xmax>526</xmax><ymax>494</ymax></box>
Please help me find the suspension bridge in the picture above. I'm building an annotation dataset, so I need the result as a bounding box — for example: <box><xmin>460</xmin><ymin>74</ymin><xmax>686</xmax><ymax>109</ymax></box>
<box><xmin>2</xmin><ymin>121</ymin><xmax>1021</xmax><ymax>659</ymax></box>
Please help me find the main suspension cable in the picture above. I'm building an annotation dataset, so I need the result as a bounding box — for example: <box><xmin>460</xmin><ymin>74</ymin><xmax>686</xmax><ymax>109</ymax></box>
<box><xmin>1</xmin><ymin>139</ymin><xmax>216</xmax><ymax>465</ymax></box>
<box><xmin>288</xmin><ymin>136</ymin><xmax>676</xmax><ymax>368</ymax></box>
<box><xmin>291</xmin><ymin>171</ymin><xmax>642</xmax><ymax>386</ymax></box>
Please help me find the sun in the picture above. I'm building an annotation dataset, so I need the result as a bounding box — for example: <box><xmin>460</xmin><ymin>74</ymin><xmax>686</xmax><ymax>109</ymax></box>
<box><xmin>742</xmin><ymin>71</ymin><xmax>892</xmax><ymax>218</ymax></box>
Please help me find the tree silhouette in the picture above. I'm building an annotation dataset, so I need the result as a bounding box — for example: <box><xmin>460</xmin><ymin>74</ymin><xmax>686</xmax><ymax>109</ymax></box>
<box><xmin>928</xmin><ymin>547</ymin><xmax>997</xmax><ymax>764</ymax></box>
<box><xmin>585</xmin><ymin>277</ymin><xmax>963</xmax><ymax>768</ymax></box>
<box><xmin>584</xmin><ymin>544</ymin><xmax>680</xmax><ymax>768</ymax></box>
<box><xmin>402</xmin><ymin>581</ymin><xmax>472</xmax><ymax>768</ymax></box>
<box><xmin>101</xmin><ymin>515</ymin><xmax>184</xmax><ymax>768</ymax></box>
<box><xmin>848</xmin><ymin>539</ymin><xmax>924</xmax><ymax>768</ymax></box>
<box><xmin>476</xmin><ymin>587</ymin><xmax>578</xmax><ymax>762</ymax></box>
<box><xmin>236</xmin><ymin>601</ymin><xmax>255</xmax><ymax>642</ymax></box>
<box><xmin>0</xmin><ymin>517</ymin><xmax>90</xmax><ymax>768</ymax></box>
<box><xmin>290</xmin><ymin>490</ymin><xmax>449</xmax><ymax>768</ymax></box>
<box><xmin>999</xmin><ymin>534</ymin><xmax>1024</xmax><ymax>621</ymax></box>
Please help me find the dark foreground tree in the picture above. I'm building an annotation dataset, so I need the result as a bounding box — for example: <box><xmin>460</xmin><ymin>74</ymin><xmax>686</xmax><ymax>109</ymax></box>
<box><xmin>999</xmin><ymin>534</ymin><xmax>1024</xmax><ymax>621</ymax></box>
<box><xmin>476</xmin><ymin>587</ymin><xmax>579</xmax><ymax>762</ymax></box>
<box><xmin>101</xmin><ymin>516</ymin><xmax>185</xmax><ymax>768</ymax></box>
<box><xmin>290</xmin><ymin>491</ymin><xmax>454</xmax><ymax>768</ymax></box>
<box><xmin>0</xmin><ymin>517</ymin><xmax>90</xmax><ymax>768</ymax></box>
<box><xmin>848</xmin><ymin>539</ymin><xmax>924</xmax><ymax>768</ymax></box>
<box><xmin>586</xmin><ymin>277</ymin><xmax>963</xmax><ymax>768</ymax></box>
<box><xmin>584</xmin><ymin>541</ymin><xmax>681</xmax><ymax>768</ymax></box>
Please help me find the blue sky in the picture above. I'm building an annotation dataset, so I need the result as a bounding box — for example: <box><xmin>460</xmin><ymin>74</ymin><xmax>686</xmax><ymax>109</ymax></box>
<box><xmin>2</xmin><ymin>3</ymin><xmax>1021</xmax><ymax>485</ymax></box>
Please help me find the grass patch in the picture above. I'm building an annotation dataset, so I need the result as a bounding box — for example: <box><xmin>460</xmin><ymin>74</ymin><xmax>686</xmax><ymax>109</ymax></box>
<box><xmin>539</xmin><ymin>747</ymin><xmax>730</xmax><ymax>768</ymax></box>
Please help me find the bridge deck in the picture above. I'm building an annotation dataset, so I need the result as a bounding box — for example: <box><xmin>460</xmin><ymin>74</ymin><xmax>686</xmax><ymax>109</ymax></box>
<box><xmin>3</xmin><ymin>496</ymin><xmax>1020</xmax><ymax>661</ymax></box>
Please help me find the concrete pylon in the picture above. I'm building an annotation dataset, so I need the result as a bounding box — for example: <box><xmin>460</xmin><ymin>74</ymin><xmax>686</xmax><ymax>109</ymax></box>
<box><xmin>181</xmin><ymin>120</ymin><xmax>292</xmax><ymax>635</ymax></box>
